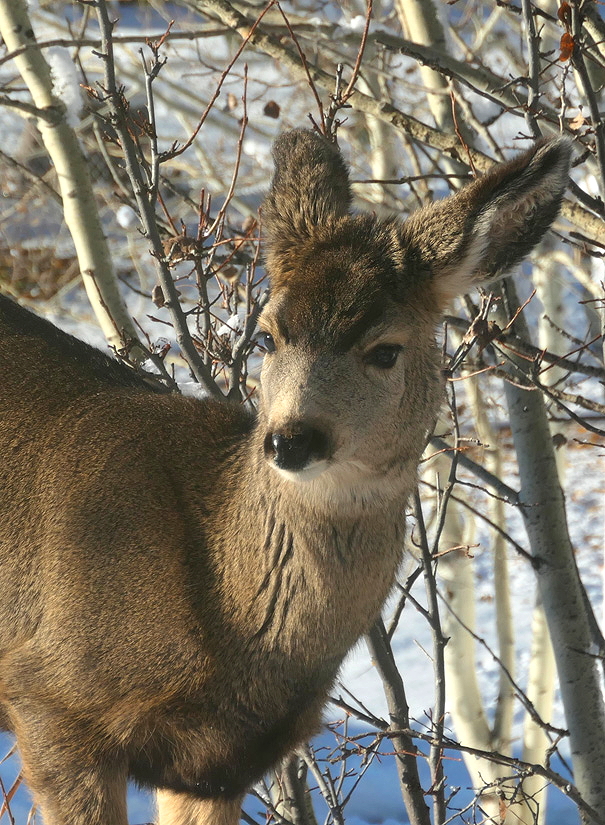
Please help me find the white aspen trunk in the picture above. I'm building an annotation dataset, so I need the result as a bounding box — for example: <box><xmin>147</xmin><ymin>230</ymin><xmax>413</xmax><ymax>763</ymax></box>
<box><xmin>0</xmin><ymin>0</ymin><xmax>140</xmax><ymax>353</ymax></box>
<box><xmin>522</xmin><ymin>604</ymin><xmax>556</xmax><ymax>822</ymax></box>
<box><xmin>498</xmin><ymin>278</ymin><xmax>605</xmax><ymax>825</ymax></box>
<box><xmin>438</xmin><ymin>378</ymin><xmax>533</xmax><ymax>825</ymax></box>
<box><xmin>466</xmin><ymin>380</ymin><xmax>516</xmax><ymax>757</ymax></box>
<box><xmin>436</xmin><ymin>498</ymin><xmax>502</xmax><ymax>817</ymax></box>
<box><xmin>395</xmin><ymin>2</ymin><xmax>511</xmax><ymax>804</ymax></box>
<box><xmin>393</xmin><ymin>0</ymin><xmax>452</xmax><ymax>137</ymax></box>
<box><xmin>269</xmin><ymin>759</ymin><xmax>317</xmax><ymax>825</ymax></box>
<box><xmin>351</xmin><ymin>0</ymin><xmax>399</xmax><ymax>211</ymax></box>
<box><xmin>520</xmin><ymin>246</ymin><xmax>565</xmax><ymax>824</ymax></box>
<box><xmin>393</xmin><ymin>0</ymin><xmax>472</xmax><ymax>179</ymax></box>
<box><xmin>521</xmin><ymin>5</ymin><xmax>576</xmax><ymax>811</ymax></box>
<box><xmin>358</xmin><ymin>101</ymin><xmax>399</xmax><ymax>210</ymax></box>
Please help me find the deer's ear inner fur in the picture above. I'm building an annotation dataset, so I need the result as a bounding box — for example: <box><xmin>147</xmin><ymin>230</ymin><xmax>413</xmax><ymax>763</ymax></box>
<box><xmin>401</xmin><ymin>138</ymin><xmax>572</xmax><ymax>307</ymax></box>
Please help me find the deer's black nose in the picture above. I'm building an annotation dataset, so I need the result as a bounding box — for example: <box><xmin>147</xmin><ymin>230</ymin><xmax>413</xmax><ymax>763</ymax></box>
<box><xmin>264</xmin><ymin>426</ymin><xmax>329</xmax><ymax>471</ymax></box>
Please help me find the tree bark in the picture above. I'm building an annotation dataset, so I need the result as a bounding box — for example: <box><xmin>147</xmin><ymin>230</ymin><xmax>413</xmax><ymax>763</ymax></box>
<box><xmin>0</xmin><ymin>0</ymin><xmax>141</xmax><ymax>354</ymax></box>
<box><xmin>498</xmin><ymin>277</ymin><xmax>605</xmax><ymax>825</ymax></box>
<box><xmin>519</xmin><ymin>239</ymin><xmax>565</xmax><ymax>824</ymax></box>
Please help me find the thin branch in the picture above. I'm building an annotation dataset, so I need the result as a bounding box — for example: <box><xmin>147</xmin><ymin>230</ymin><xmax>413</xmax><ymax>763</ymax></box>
<box><xmin>414</xmin><ymin>490</ymin><xmax>447</xmax><ymax>825</ymax></box>
<box><xmin>520</xmin><ymin>0</ymin><xmax>543</xmax><ymax>138</ymax></box>
<box><xmin>0</xmin><ymin>146</ymin><xmax>62</xmax><ymax>202</ymax></box>
<box><xmin>365</xmin><ymin>620</ymin><xmax>431</xmax><ymax>825</ymax></box>
<box><xmin>404</xmin><ymin>729</ymin><xmax>599</xmax><ymax>825</ymax></box>
<box><xmin>93</xmin><ymin>0</ymin><xmax>222</xmax><ymax>395</ymax></box>
<box><xmin>164</xmin><ymin>0</ymin><xmax>276</xmax><ymax>160</ymax></box>
<box><xmin>419</xmin><ymin>480</ymin><xmax>534</xmax><ymax>566</ymax></box>
<box><xmin>444</xmin><ymin>315</ymin><xmax>605</xmax><ymax>380</ymax></box>
<box><xmin>438</xmin><ymin>586</ymin><xmax>568</xmax><ymax>739</ymax></box>
<box><xmin>274</xmin><ymin>3</ymin><xmax>325</xmax><ymax>133</ymax></box>
<box><xmin>181</xmin><ymin>0</ymin><xmax>604</xmax><ymax>242</ymax></box>
<box><xmin>0</xmin><ymin>28</ymin><xmax>230</xmax><ymax>69</ymax></box>
<box><xmin>428</xmin><ymin>438</ymin><xmax>520</xmax><ymax>504</ymax></box>
<box><xmin>340</xmin><ymin>0</ymin><xmax>373</xmax><ymax>103</ymax></box>
<box><xmin>299</xmin><ymin>745</ymin><xmax>345</xmax><ymax>825</ymax></box>
<box><xmin>0</xmin><ymin>94</ymin><xmax>60</xmax><ymax>120</ymax></box>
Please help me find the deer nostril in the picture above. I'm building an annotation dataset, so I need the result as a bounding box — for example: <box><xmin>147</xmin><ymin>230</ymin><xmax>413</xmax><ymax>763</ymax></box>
<box><xmin>264</xmin><ymin>427</ymin><xmax>329</xmax><ymax>471</ymax></box>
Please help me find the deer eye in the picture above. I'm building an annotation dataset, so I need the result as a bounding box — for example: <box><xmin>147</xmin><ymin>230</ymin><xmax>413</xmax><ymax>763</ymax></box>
<box><xmin>365</xmin><ymin>344</ymin><xmax>402</xmax><ymax>369</ymax></box>
<box><xmin>259</xmin><ymin>332</ymin><xmax>276</xmax><ymax>353</ymax></box>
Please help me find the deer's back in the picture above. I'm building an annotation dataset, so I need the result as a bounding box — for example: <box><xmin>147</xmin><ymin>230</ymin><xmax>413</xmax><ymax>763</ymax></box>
<box><xmin>0</xmin><ymin>294</ymin><xmax>156</xmax><ymax>400</ymax></box>
<box><xmin>0</xmin><ymin>295</ymin><xmax>254</xmax><ymax>671</ymax></box>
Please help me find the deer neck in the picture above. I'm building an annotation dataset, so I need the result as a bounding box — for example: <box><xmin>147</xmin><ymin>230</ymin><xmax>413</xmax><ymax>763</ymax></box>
<box><xmin>210</xmin><ymin>424</ymin><xmax>410</xmax><ymax>664</ymax></box>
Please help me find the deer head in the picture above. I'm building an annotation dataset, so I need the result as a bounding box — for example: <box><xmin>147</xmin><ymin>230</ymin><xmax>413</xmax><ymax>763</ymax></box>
<box><xmin>258</xmin><ymin>130</ymin><xmax>571</xmax><ymax>491</ymax></box>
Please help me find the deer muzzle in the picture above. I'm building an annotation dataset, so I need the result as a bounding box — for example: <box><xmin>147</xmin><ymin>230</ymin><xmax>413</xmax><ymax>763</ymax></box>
<box><xmin>264</xmin><ymin>424</ymin><xmax>330</xmax><ymax>474</ymax></box>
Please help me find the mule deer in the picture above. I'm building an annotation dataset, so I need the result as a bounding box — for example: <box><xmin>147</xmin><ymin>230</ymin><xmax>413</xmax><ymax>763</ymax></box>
<box><xmin>0</xmin><ymin>129</ymin><xmax>570</xmax><ymax>825</ymax></box>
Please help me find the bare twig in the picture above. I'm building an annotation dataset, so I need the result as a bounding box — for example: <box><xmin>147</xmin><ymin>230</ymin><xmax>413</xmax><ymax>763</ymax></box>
<box><xmin>365</xmin><ymin>619</ymin><xmax>431</xmax><ymax>825</ymax></box>
<box><xmin>428</xmin><ymin>438</ymin><xmax>520</xmax><ymax>505</ymax></box>
<box><xmin>414</xmin><ymin>490</ymin><xmax>447</xmax><ymax>825</ymax></box>
<box><xmin>181</xmin><ymin>0</ymin><xmax>604</xmax><ymax>242</ymax></box>
<box><xmin>569</xmin><ymin>3</ymin><xmax>605</xmax><ymax>195</ymax></box>
<box><xmin>164</xmin><ymin>0</ymin><xmax>276</xmax><ymax>160</ymax></box>
<box><xmin>93</xmin><ymin>0</ymin><xmax>222</xmax><ymax>395</ymax></box>
<box><xmin>521</xmin><ymin>0</ymin><xmax>543</xmax><ymax>139</ymax></box>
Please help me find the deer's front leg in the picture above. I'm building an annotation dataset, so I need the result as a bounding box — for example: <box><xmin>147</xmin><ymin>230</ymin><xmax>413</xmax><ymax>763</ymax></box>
<box><xmin>156</xmin><ymin>790</ymin><xmax>243</xmax><ymax>825</ymax></box>
<box><xmin>31</xmin><ymin>770</ymin><xmax>128</xmax><ymax>825</ymax></box>
<box><xmin>12</xmin><ymin>711</ymin><xmax>128</xmax><ymax>825</ymax></box>
<box><xmin>20</xmin><ymin>746</ymin><xmax>128</xmax><ymax>825</ymax></box>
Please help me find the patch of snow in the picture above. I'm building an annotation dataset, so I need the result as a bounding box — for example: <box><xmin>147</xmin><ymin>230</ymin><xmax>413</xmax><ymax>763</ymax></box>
<box><xmin>116</xmin><ymin>205</ymin><xmax>139</xmax><ymax>231</ymax></box>
<box><xmin>48</xmin><ymin>47</ymin><xmax>82</xmax><ymax>128</ymax></box>
<box><xmin>179</xmin><ymin>381</ymin><xmax>210</xmax><ymax>399</ymax></box>
<box><xmin>342</xmin><ymin>14</ymin><xmax>368</xmax><ymax>32</ymax></box>
<box><xmin>217</xmin><ymin>312</ymin><xmax>243</xmax><ymax>339</ymax></box>
<box><xmin>243</xmin><ymin>138</ymin><xmax>273</xmax><ymax>169</ymax></box>
<box><xmin>584</xmin><ymin>174</ymin><xmax>600</xmax><ymax>197</ymax></box>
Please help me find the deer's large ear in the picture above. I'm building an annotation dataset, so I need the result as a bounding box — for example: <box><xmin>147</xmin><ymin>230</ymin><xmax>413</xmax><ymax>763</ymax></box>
<box><xmin>262</xmin><ymin>130</ymin><xmax>352</xmax><ymax>271</ymax></box>
<box><xmin>402</xmin><ymin>139</ymin><xmax>572</xmax><ymax>307</ymax></box>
